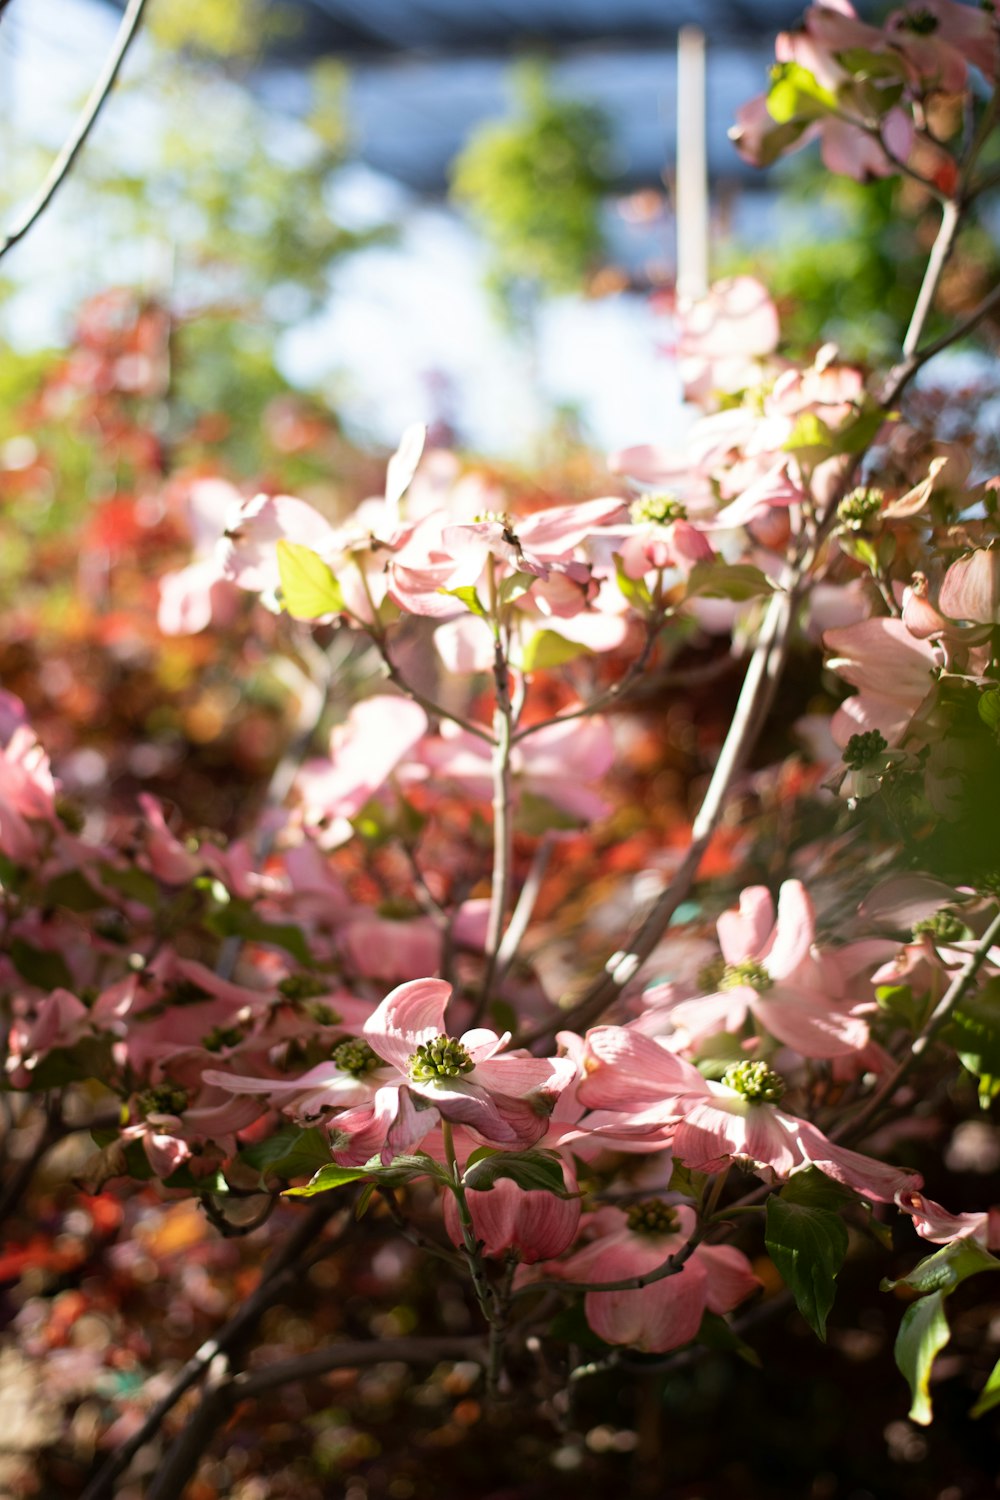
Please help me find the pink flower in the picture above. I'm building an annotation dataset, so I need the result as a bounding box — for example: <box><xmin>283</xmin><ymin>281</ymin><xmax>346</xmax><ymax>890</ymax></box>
<box><xmin>0</xmin><ymin>723</ymin><xmax>58</xmax><ymax>864</ymax></box>
<box><xmin>295</xmin><ymin>696</ymin><xmax>428</xmax><ymax>841</ymax></box>
<box><xmin>330</xmin><ymin>979</ymin><xmax>576</xmax><ymax>1165</ymax></box>
<box><xmin>896</xmin><ymin>1189</ymin><xmax>1000</xmax><ymax>1249</ymax></box>
<box><xmin>938</xmin><ymin>548</ymin><xmax>1000</xmax><ymax>625</ymax></box>
<box><xmin>136</xmin><ymin>795</ymin><xmax>202</xmax><ymax>886</ymax></box>
<box><xmin>157</xmin><ymin>478</ymin><xmax>243</xmax><ymax>637</ymax></box>
<box><xmin>824</xmin><ymin>617</ymin><xmax>942</xmax><ymax>748</ymax></box>
<box><xmin>442</xmin><ymin>1155</ymin><xmax>581</xmax><ymax>1263</ymax></box>
<box><xmin>675</xmin><ymin>276</ymin><xmax>780</xmax><ymax>405</ymax></box>
<box><xmin>414</xmin><ymin>714</ymin><xmax>614</xmax><ymax>824</ymax></box>
<box><xmin>663</xmin><ymin>882</ymin><xmax>869</xmax><ymax>1058</ymax></box>
<box><xmin>577</xmin><ymin>1026</ymin><xmax>922</xmax><ymax>1203</ymax></box>
<box><xmin>387</xmin><ymin>498</ymin><xmax>627</xmax><ymax>618</ymax></box>
<box><xmin>6</xmin><ymin>988</ymin><xmax>91</xmax><ymax>1088</ymax></box>
<box><xmin>531</xmin><ymin>1202</ymin><xmax>760</xmax><ymax>1353</ymax></box>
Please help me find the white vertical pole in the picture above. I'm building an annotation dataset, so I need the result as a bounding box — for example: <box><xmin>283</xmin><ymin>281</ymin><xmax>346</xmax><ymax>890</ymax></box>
<box><xmin>676</xmin><ymin>25</ymin><xmax>709</xmax><ymax>300</ymax></box>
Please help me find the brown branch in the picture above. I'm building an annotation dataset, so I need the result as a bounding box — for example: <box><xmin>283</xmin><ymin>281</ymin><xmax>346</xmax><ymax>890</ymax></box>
<box><xmin>79</xmin><ymin>1198</ymin><xmax>346</xmax><ymax>1500</ymax></box>
<box><xmin>881</xmin><ymin>280</ymin><xmax>1000</xmax><ymax>406</ymax></box>
<box><xmin>231</xmin><ymin>1336</ymin><xmax>487</xmax><ymax>1400</ymax></box>
<box><xmin>517</xmin><ymin>580</ymin><xmax>799</xmax><ymax>1048</ymax></box>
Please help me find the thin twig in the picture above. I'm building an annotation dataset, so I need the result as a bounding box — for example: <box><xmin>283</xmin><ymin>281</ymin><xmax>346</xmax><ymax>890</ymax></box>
<box><xmin>511</xmin><ymin>618</ymin><xmax>659</xmax><ymax>744</ymax></box>
<box><xmin>369</xmin><ymin>631</ymin><xmax>493</xmax><ymax>743</ymax></box>
<box><xmin>902</xmin><ymin>199</ymin><xmax>962</xmax><ymax>359</ymax></box>
<box><xmin>882</xmin><ymin>280</ymin><xmax>1000</xmax><ymax>405</ymax></box>
<box><xmin>495</xmin><ymin>834</ymin><xmax>553</xmax><ymax>980</ymax></box>
<box><xmin>515</xmin><ymin>1238</ymin><xmax>697</xmax><ymax>1299</ymax></box>
<box><xmin>0</xmin><ymin>0</ymin><xmax>148</xmax><ymax>262</ymax></box>
<box><xmin>517</xmin><ymin>581</ymin><xmax>798</xmax><ymax>1048</ymax></box>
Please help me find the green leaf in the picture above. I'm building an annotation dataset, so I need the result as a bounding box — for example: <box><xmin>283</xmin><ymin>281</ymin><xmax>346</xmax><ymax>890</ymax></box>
<box><xmin>834</xmin><ymin>405</ymin><xmax>891</xmax><ymax>456</ymax></box>
<box><xmin>978</xmin><ymin>688</ymin><xmax>1000</xmax><ymax>731</ymax></box>
<box><xmin>696</xmin><ymin>1310</ymin><xmax>762</xmax><ymax>1368</ymax></box>
<box><xmin>612</xmin><ymin>553</ymin><xmax>653</xmax><ymax>612</ymax></box>
<box><xmin>99</xmin><ymin>863</ymin><xmax>161</xmax><ymax>908</ymax></box>
<box><xmin>766</xmin><ymin>61</ymin><xmax>838</xmax><ymax>124</ymax></box>
<box><xmin>693</xmin><ymin>1031</ymin><xmax>747</xmax><ymax>1080</ymax></box>
<box><xmin>784</xmin><ymin>410</ymin><xmax>834</xmax><ymax>454</ymax></box>
<box><xmin>515</xmin><ymin>790</ymin><xmax>583</xmax><ymax>836</ymax></box>
<box><xmin>240</xmin><ymin>1126</ymin><xmax>331</xmax><ymax>1183</ymax></box>
<box><xmin>684</xmin><ymin>562</ymin><xmax>776</xmax><ymax>602</ymax></box>
<box><xmin>895</xmin><ymin>1290</ymin><xmax>951</xmax><ymax>1426</ymax></box>
<box><xmin>836</xmin><ymin>78</ymin><xmax>905</xmax><ymax>119</ymax></box>
<box><xmin>204</xmin><ymin>899</ymin><xmax>312</xmax><ymax>964</ymax></box>
<box><xmin>499</xmin><ymin>571</ymin><xmax>535</xmax><ymax>606</ymax></box>
<box><xmin>462</xmin><ymin>1147</ymin><xmax>570</xmax><ymax>1196</ymax></box>
<box><xmin>668</xmin><ymin>1160</ymin><xmax>707</xmax><ymax>1200</ymax></box>
<box><xmin>781</xmin><ymin>1166</ymin><xmax>859</xmax><ymax>1213</ymax></box>
<box><xmin>440</xmin><ymin>584</ymin><xmax>488</xmax><ymax>619</ymax></box>
<box><xmin>942</xmin><ymin>980</ymin><xmax>1000</xmax><ymax>1107</ymax></box>
<box><xmin>354</xmin><ymin>1182</ymin><xmax>379</xmax><ymax>1220</ymax></box>
<box><xmin>43</xmin><ymin>870</ymin><xmax>107</xmax><ymax>912</ymax></box>
<box><xmin>521</xmin><ymin>629</ymin><xmax>590</xmax><ymax>672</ymax></box>
<box><xmin>283</xmin><ymin>1163</ymin><xmax>375</xmax><ymax>1197</ymax></box>
<box><xmin>276</xmin><ymin>540</ymin><xmax>344</xmax><ymax>620</ymax></box>
<box><xmin>971</xmin><ymin>1353</ymin><xmax>1000</xmax><ymax>1418</ymax></box>
<box><xmin>29</xmin><ymin>1037</ymin><xmax>114</xmax><ymax>1090</ymax></box>
<box><xmin>9</xmin><ymin>939</ymin><xmax>73</xmax><ymax>991</ymax></box>
<box><xmin>875</xmin><ymin>983</ymin><xmax>922</xmax><ymax>1030</ymax></box>
<box><xmin>883</xmin><ymin>1236</ymin><xmax>1000</xmax><ymax>1296</ymax></box>
<box><xmin>283</xmin><ymin>1152</ymin><xmax>437</xmax><ymax>1198</ymax></box>
<box><xmin>765</xmin><ymin>1195</ymin><xmax>849</xmax><ymax>1340</ymax></box>
<box><xmin>834</xmin><ymin>47</ymin><xmax>908</xmax><ymax>81</ymax></box>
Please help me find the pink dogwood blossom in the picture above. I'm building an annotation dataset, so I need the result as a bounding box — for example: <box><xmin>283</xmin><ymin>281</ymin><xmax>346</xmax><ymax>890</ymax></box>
<box><xmin>661</xmin><ymin>881</ymin><xmax>869</xmax><ymax>1058</ymax></box>
<box><xmin>529</xmin><ymin>1202</ymin><xmax>760</xmax><ymax>1352</ymax></box>
<box><xmin>577</xmin><ymin>1026</ymin><xmax>921</xmax><ymax>1202</ymax></box>
<box><xmin>330</xmin><ymin>979</ymin><xmax>575</xmax><ymax>1165</ymax></box>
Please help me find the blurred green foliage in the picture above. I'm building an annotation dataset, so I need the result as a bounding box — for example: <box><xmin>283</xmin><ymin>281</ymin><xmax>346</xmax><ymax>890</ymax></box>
<box><xmin>0</xmin><ymin>4</ymin><xmax>392</xmax><ymax>476</ymax></box>
<box><xmin>731</xmin><ymin>162</ymin><xmax>1000</xmax><ymax>362</ymax></box>
<box><xmin>449</xmin><ymin>60</ymin><xmax>613</xmax><ymax>315</ymax></box>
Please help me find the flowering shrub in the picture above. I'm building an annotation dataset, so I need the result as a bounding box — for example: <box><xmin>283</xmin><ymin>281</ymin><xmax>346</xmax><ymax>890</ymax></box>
<box><xmin>4</xmin><ymin>3</ymin><xmax>1000</xmax><ymax>1494</ymax></box>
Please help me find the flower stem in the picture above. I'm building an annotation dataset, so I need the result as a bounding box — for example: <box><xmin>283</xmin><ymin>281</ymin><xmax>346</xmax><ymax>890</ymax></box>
<box><xmin>441</xmin><ymin>1121</ymin><xmax>498</xmax><ymax>1329</ymax></box>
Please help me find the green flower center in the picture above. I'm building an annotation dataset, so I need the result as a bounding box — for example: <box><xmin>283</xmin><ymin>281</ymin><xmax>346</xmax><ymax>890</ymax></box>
<box><xmin>409</xmin><ymin>1034</ymin><xmax>475</xmax><ymax>1082</ymax></box>
<box><xmin>837</xmin><ymin>486</ymin><xmax>884</xmax><ymax>531</ymax></box>
<box><xmin>629</xmin><ymin>493</ymin><xmax>688</xmax><ymax>526</ymax></box>
<box><xmin>722</xmin><ymin>1061</ymin><xmax>786</xmax><ymax>1104</ymax></box>
<box><xmin>912</xmin><ymin>909</ymin><xmax>966</xmax><ymax>945</ymax></box>
<box><xmin>304</xmin><ymin>1002</ymin><xmax>343</xmax><ymax>1027</ymax></box>
<box><xmin>697</xmin><ymin>957</ymin><xmax>727</xmax><ymax>993</ymax></box>
<box><xmin>278</xmin><ymin>974</ymin><xmax>331</xmax><ymax>1001</ymax></box>
<box><xmin>720</xmin><ymin>960</ymin><xmax>773</xmax><ymax>993</ymax></box>
<box><xmin>900</xmin><ymin>7</ymin><xmax>939</xmax><ymax>33</ymax></box>
<box><xmin>139</xmin><ymin>1084</ymin><xmax>188</xmax><ymax>1117</ymax></box>
<box><xmin>332</xmin><ymin>1039</ymin><xmax>382</xmax><ymax>1078</ymax></box>
<box><xmin>473</xmin><ymin>510</ymin><xmax>513</xmax><ymax>528</ymax></box>
<box><xmin>166</xmin><ymin>979</ymin><xmax>213</xmax><ymax>1006</ymax></box>
<box><xmin>625</xmin><ymin>1199</ymin><xmax>681</xmax><ymax>1237</ymax></box>
<box><xmin>843</xmin><ymin>730</ymin><xmax>888</xmax><ymax>770</ymax></box>
<box><xmin>55</xmin><ymin>797</ymin><xmax>85</xmax><ymax>834</ymax></box>
<box><xmin>203</xmin><ymin>1025</ymin><xmax>244</xmax><ymax>1052</ymax></box>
